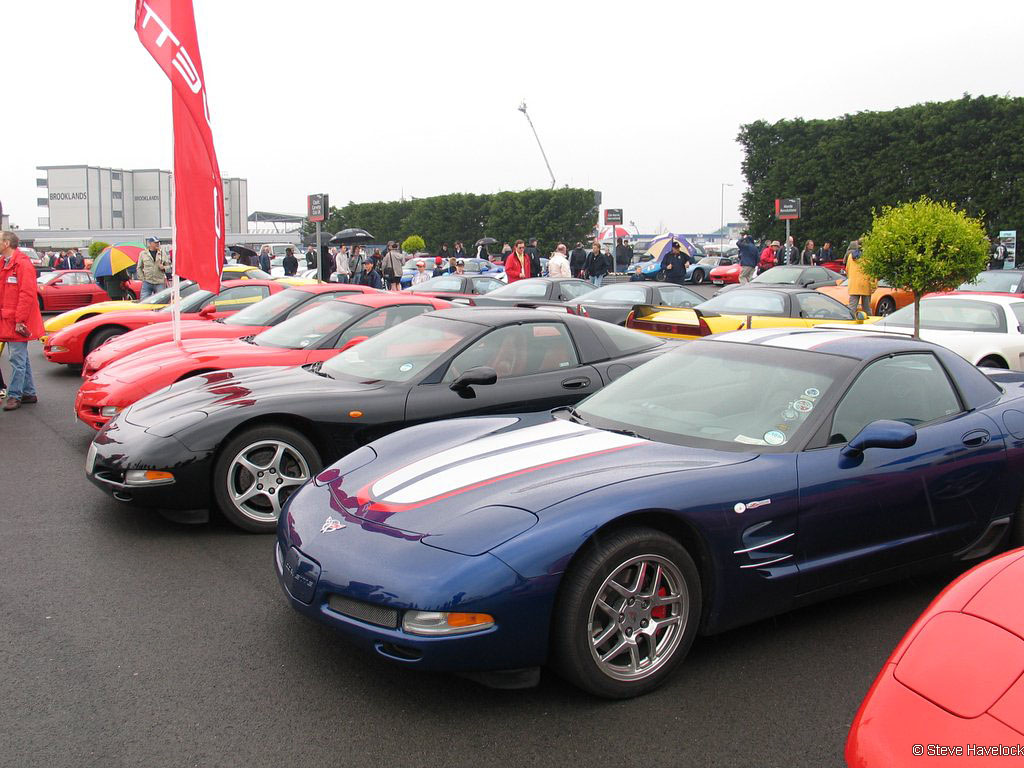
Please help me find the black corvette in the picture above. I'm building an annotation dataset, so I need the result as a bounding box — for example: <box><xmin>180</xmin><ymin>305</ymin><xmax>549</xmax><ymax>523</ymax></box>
<box><xmin>568</xmin><ymin>281</ymin><xmax>704</xmax><ymax>325</ymax></box>
<box><xmin>86</xmin><ymin>309</ymin><xmax>673</xmax><ymax>532</ymax></box>
<box><xmin>469</xmin><ymin>277</ymin><xmax>596</xmax><ymax>309</ymax></box>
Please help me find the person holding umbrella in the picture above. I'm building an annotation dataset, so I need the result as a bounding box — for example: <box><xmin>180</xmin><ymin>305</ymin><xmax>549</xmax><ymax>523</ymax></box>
<box><xmin>475</xmin><ymin>237</ymin><xmax>497</xmax><ymax>261</ymax></box>
<box><xmin>137</xmin><ymin>237</ymin><xmax>169</xmax><ymax>300</ymax></box>
<box><xmin>660</xmin><ymin>241</ymin><xmax>689</xmax><ymax>285</ymax></box>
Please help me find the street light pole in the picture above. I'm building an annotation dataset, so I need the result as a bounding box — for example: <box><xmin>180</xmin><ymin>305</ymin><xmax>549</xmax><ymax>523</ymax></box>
<box><xmin>720</xmin><ymin>182</ymin><xmax>733</xmax><ymax>247</ymax></box>
<box><xmin>518</xmin><ymin>100</ymin><xmax>556</xmax><ymax>190</ymax></box>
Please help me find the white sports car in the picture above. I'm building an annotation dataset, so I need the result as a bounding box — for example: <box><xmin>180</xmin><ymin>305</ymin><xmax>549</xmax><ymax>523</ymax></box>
<box><xmin>849</xmin><ymin>294</ymin><xmax>1024</xmax><ymax>370</ymax></box>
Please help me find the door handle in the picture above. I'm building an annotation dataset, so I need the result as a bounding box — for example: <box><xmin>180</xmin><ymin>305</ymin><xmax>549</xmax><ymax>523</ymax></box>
<box><xmin>961</xmin><ymin>429</ymin><xmax>991</xmax><ymax>448</ymax></box>
<box><xmin>561</xmin><ymin>377</ymin><xmax>591</xmax><ymax>389</ymax></box>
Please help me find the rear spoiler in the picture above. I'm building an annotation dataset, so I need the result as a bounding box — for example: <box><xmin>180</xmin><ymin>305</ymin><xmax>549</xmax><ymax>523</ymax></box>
<box><xmin>625</xmin><ymin>304</ymin><xmax>721</xmax><ymax>336</ymax></box>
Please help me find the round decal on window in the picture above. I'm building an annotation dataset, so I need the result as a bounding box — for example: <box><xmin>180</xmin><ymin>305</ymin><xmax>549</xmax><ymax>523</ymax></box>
<box><xmin>782</xmin><ymin>408</ymin><xmax>798</xmax><ymax>421</ymax></box>
<box><xmin>804</xmin><ymin>387</ymin><xmax>820</xmax><ymax>398</ymax></box>
<box><xmin>399</xmin><ymin>363</ymin><xmax>414</xmax><ymax>372</ymax></box>
<box><xmin>763</xmin><ymin>430</ymin><xmax>787</xmax><ymax>446</ymax></box>
<box><xmin>793</xmin><ymin>399</ymin><xmax>814</xmax><ymax>413</ymax></box>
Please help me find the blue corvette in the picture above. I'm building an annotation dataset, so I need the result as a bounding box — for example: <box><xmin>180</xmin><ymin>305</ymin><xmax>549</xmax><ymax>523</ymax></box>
<box><xmin>277</xmin><ymin>328</ymin><xmax>1024</xmax><ymax>698</ymax></box>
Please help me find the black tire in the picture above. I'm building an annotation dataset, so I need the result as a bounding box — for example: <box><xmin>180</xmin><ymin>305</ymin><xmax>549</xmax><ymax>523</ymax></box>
<box><xmin>691</xmin><ymin>269</ymin><xmax>705</xmax><ymax>284</ymax></box>
<box><xmin>978</xmin><ymin>356</ymin><xmax>1008</xmax><ymax>369</ymax></box>
<box><xmin>875</xmin><ymin>296</ymin><xmax>896</xmax><ymax>316</ymax></box>
<box><xmin>213</xmin><ymin>424</ymin><xmax>322</xmax><ymax>533</ymax></box>
<box><xmin>550</xmin><ymin>527</ymin><xmax>701</xmax><ymax>698</ymax></box>
<box><xmin>85</xmin><ymin>326</ymin><xmax>128</xmax><ymax>356</ymax></box>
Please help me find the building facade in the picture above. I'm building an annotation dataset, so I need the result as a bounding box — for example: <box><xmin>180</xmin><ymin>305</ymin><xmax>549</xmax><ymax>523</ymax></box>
<box><xmin>36</xmin><ymin>165</ymin><xmax>247</xmax><ymax>234</ymax></box>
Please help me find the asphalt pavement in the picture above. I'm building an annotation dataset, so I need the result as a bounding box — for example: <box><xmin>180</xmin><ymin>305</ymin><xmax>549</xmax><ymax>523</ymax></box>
<box><xmin>0</xmin><ymin>340</ymin><xmax>966</xmax><ymax>768</ymax></box>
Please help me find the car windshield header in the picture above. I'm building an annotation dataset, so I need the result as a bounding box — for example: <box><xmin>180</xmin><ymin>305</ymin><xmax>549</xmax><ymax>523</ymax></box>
<box><xmin>254</xmin><ymin>300</ymin><xmax>366</xmax><ymax>349</ymax></box>
<box><xmin>881</xmin><ymin>299</ymin><xmax>1007</xmax><ymax>332</ymax></box>
<box><xmin>575</xmin><ymin>342</ymin><xmax>853</xmax><ymax>451</ymax></box>
<box><xmin>321</xmin><ymin>315</ymin><xmax>479</xmax><ymax>383</ymax></box>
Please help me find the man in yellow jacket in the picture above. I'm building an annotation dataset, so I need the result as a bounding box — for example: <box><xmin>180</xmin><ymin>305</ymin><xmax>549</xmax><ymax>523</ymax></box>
<box><xmin>845</xmin><ymin>239</ymin><xmax>874</xmax><ymax>314</ymax></box>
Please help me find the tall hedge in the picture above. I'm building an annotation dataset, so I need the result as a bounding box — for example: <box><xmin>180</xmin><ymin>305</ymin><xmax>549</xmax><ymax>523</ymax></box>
<box><xmin>316</xmin><ymin>188</ymin><xmax>598</xmax><ymax>253</ymax></box>
<box><xmin>738</xmin><ymin>94</ymin><xmax>1024</xmax><ymax>245</ymax></box>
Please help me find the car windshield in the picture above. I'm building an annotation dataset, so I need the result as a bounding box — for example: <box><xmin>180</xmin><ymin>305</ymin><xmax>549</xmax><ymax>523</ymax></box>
<box><xmin>697</xmin><ymin>290</ymin><xmax>787</xmax><ymax>316</ymax></box>
<box><xmin>581</xmin><ymin>284</ymin><xmax>649</xmax><ymax>304</ymax></box>
<box><xmin>695</xmin><ymin>257</ymin><xmax>718</xmax><ymax>266</ymax></box>
<box><xmin>321</xmin><ymin>315</ymin><xmax>478</xmax><ymax>383</ymax></box>
<box><xmin>880</xmin><ymin>299</ymin><xmax>1007</xmax><ymax>332</ymax></box>
<box><xmin>490</xmin><ymin>280</ymin><xmax>548</xmax><ymax>298</ymax></box>
<box><xmin>751</xmin><ymin>266</ymin><xmax>806</xmax><ymax>284</ymax></box>
<box><xmin>415</xmin><ymin>276</ymin><xmax>464</xmax><ymax>292</ymax></box>
<box><xmin>254</xmin><ymin>300</ymin><xmax>366</xmax><ymax>349</ymax></box>
<box><xmin>575</xmin><ymin>342</ymin><xmax>851</xmax><ymax>451</ymax></box>
<box><xmin>179</xmin><ymin>291</ymin><xmax>215</xmax><ymax>313</ymax></box>
<box><xmin>958</xmin><ymin>271</ymin><xmax>1022</xmax><ymax>293</ymax></box>
<box><xmin>224</xmin><ymin>288</ymin><xmax>307</xmax><ymax>326</ymax></box>
<box><xmin>147</xmin><ymin>281</ymin><xmax>198</xmax><ymax>306</ymax></box>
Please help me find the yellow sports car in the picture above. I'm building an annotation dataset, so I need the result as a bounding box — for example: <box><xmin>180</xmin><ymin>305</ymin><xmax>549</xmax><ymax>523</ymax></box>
<box><xmin>626</xmin><ymin>286</ymin><xmax>875</xmax><ymax>339</ymax></box>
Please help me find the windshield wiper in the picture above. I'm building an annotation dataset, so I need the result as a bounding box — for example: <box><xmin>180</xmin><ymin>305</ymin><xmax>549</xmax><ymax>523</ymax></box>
<box><xmin>305</xmin><ymin>360</ymin><xmax>333</xmax><ymax>379</ymax></box>
<box><xmin>604</xmin><ymin>426</ymin><xmax>649</xmax><ymax>440</ymax></box>
<box><xmin>552</xmin><ymin>405</ymin><xmax>589</xmax><ymax>425</ymax></box>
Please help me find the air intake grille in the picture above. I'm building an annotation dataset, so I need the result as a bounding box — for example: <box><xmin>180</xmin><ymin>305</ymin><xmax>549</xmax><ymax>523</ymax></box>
<box><xmin>327</xmin><ymin>595</ymin><xmax>399</xmax><ymax>628</ymax></box>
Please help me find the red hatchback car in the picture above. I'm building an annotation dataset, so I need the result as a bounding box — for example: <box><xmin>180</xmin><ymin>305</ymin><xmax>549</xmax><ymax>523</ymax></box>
<box><xmin>37</xmin><ymin>270</ymin><xmax>110</xmax><ymax>312</ymax></box>
<box><xmin>82</xmin><ymin>283</ymin><xmax>380</xmax><ymax>376</ymax></box>
<box><xmin>846</xmin><ymin>546</ymin><xmax>1024</xmax><ymax>767</ymax></box>
<box><xmin>75</xmin><ymin>293</ymin><xmax>452</xmax><ymax>430</ymax></box>
<box><xmin>44</xmin><ymin>280</ymin><xmax>285</xmax><ymax>367</ymax></box>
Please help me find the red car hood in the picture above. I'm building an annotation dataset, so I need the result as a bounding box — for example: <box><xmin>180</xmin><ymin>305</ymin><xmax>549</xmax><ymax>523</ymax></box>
<box><xmin>710</xmin><ymin>265</ymin><xmax>739</xmax><ymax>275</ymax></box>
<box><xmin>84</xmin><ymin>319</ymin><xmax>266</xmax><ymax>373</ymax></box>
<box><xmin>50</xmin><ymin>310</ymin><xmax>177</xmax><ymax>346</ymax></box>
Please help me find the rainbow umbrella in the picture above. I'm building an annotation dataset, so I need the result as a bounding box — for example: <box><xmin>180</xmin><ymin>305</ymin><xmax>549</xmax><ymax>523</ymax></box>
<box><xmin>91</xmin><ymin>242</ymin><xmax>145</xmax><ymax>278</ymax></box>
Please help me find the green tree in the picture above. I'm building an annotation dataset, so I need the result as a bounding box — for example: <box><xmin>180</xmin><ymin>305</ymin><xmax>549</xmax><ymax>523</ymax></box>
<box><xmin>401</xmin><ymin>235</ymin><xmax>426</xmax><ymax>254</ymax></box>
<box><xmin>861</xmin><ymin>198</ymin><xmax>989</xmax><ymax>337</ymax></box>
<box><xmin>88</xmin><ymin>241</ymin><xmax>110</xmax><ymax>260</ymax></box>
<box><xmin>738</xmin><ymin>94</ymin><xmax>1024</xmax><ymax>246</ymax></box>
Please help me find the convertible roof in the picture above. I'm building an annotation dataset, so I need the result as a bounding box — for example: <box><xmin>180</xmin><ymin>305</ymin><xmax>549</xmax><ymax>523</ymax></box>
<box><xmin>709</xmin><ymin>327</ymin><xmax>932</xmax><ymax>360</ymax></box>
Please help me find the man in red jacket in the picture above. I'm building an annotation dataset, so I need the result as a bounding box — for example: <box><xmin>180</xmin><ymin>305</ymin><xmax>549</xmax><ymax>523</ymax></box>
<box><xmin>504</xmin><ymin>239</ymin><xmax>531</xmax><ymax>282</ymax></box>
<box><xmin>0</xmin><ymin>231</ymin><xmax>44</xmax><ymax>410</ymax></box>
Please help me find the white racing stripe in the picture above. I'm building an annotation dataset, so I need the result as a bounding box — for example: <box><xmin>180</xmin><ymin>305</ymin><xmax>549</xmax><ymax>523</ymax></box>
<box><xmin>382</xmin><ymin>428</ymin><xmax>642</xmax><ymax>504</ymax></box>
<box><xmin>370</xmin><ymin>418</ymin><xmax>591</xmax><ymax>498</ymax></box>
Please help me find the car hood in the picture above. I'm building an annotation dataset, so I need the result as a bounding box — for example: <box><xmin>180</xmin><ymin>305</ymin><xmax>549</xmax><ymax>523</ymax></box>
<box><xmin>310</xmin><ymin>416</ymin><xmax>755</xmax><ymax>538</ymax></box>
<box><xmin>123</xmin><ymin>364</ymin><xmax>383</xmax><ymax>428</ymax></box>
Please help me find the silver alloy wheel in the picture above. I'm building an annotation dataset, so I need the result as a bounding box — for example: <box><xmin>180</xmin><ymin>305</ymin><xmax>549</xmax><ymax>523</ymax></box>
<box><xmin>588</xmin><ymin>554</ymin><xmax>688</xmax><ymax>682</ymax></box>
<box><xmin>225</xmin><ymin>439</ymin><xmax>311</xmax><ymax>523</ymax></box>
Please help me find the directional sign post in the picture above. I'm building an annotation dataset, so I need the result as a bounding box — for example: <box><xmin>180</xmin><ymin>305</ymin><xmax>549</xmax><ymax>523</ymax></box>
<box><xmin>307</xmin><ymin>194</ymin><xmax>329</xmax><ymax>283</ymax></box>
<box><xmin>775</xmin><ymin>198</ymin><xmax>801</xmax><ymax>246</ymax></box>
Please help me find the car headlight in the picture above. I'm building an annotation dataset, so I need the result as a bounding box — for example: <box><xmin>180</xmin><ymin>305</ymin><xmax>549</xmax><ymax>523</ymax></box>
<box><xmin>124</xmin><ymin>470</ymin><xmax>175</xmax><ymax>486</ymax></box>
<box><xmin>402</xmin><ymin>611</ymin><xmax>494</xmax><ymax>636</ymax></box>
<box><xmin>100</xmin><ymin>406</ymin><xmax>122</xmax><ymax>417</ymax></box>
<box><xmin>48</xmin><ymin>345</ymin><xmax>69</xmax><ymax>353</ymax></box>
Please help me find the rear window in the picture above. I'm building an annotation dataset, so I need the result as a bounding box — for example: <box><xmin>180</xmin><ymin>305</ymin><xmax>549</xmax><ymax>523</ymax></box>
<box><xmin>698</xmin><ymin>290</ymin><xmax>787</xmax><ymax>316</ymax></box>
<box><xmin>883</xmin><ymin>299</ymin><xmax>1007</xmax><ymax>332</ymax></box>
<box><xmin>959</xmin><ymin>271</ymin><xmax>1022</xmax><ymax>294</ymax></box>
<box><xmin>590</xmin><ymin>321</ymin><xmax>663</xmax><ymax>358</ymax></box>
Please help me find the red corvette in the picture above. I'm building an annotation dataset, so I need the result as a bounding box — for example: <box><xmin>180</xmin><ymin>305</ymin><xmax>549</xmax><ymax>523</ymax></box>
<box><xmin>709</xmin><ymin>263</ymin><xmax>741</xmax><ymax>285</ymax></box>
<box><xmin>846</xmin><ymin>546</ymin><xmax>1024</xmax><ymax>767</ymax></box>
<box><xmin>36</xmin><ymin>270</ymin><xmax>110</xmax><ymax>312</ymax></box>
<box><xmin>82</xmin><ymin>283</ymin><xmax>380</xmax><ymax>376</ymax></box>
<box><xmin>75</xmin><ymin>293</ymin><xmax>452</xmax><ymax>429</ymax></box>
<box><xmin>43</xmin><ymin>280</ymin><xmax>286</xmax><ymax>367</ymax></box>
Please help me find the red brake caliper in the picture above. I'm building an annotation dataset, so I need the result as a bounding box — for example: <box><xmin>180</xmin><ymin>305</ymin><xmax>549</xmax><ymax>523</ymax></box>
<box><xmin>650</xmin><ymin>586</ymin><xmax>668</xmax><ymax>619</ymax></box>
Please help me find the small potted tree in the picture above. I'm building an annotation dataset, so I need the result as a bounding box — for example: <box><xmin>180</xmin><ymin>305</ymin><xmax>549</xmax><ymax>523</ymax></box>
<box><xmin>861</xmin><ymin>198</ymin><xmax>989</xmax><ymax>338</ymax></box>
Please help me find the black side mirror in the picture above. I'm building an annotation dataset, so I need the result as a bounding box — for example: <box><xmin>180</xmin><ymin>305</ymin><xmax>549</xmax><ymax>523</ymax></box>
<box><xmin>449</xmin><ymin>366</ymin><xmax>497</xmax><ymax>391</ymax></box>
<box><xmin>841</xmin><ymin>419</ymin><xmax>917</xmax><ymax>457</ymax></box>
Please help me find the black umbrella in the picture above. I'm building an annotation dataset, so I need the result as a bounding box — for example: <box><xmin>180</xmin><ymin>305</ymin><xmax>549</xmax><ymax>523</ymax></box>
<box><xmin>329</xmin><ymin>228</ymin><xmax>375</xmax><ymax>246</ymax></box>
<box><xmin>228</xmin><ymin>244</ymin><xmax>257</xmax><ymax>259</ymax></box>
<box><xmin>475</xmin><ymin>237</ymin><xmax>498</xmax><ymax>247</ymax></box>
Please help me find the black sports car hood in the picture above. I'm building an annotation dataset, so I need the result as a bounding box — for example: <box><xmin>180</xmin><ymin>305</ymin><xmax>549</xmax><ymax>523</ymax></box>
<box><xmin>310</xmin><ymin>415</ymin><xmax>755</xmax><ymax>538</ymax></box>
<box><xmin>124</xmin><ymin>365</ymin><xmax>382</xmax><ymax>427</ymax></box>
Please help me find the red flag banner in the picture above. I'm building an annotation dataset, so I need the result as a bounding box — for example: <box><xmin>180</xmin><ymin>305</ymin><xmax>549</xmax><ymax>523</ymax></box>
<box><xmin>135</xmin><ymin>0</ymin><xmax>224</xmax><ymax>292</ymax></box>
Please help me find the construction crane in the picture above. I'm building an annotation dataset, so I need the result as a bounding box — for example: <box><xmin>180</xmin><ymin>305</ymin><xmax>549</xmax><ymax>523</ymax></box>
<box><xmin>518</xmin><ymin>100</ymin><xmax>556</xmax><ymax>190</ymax></box>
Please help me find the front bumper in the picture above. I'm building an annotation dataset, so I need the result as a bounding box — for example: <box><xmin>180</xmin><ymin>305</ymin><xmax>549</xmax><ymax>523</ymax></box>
<box><xmin>86</xmin><ymin>417</ymin><xmax>214</xmax><ymax>513</ymax></box>
<box><xmin>43</xmin><ymin>339</ymin><xmax>82</xmax><ymax>365</ymax></box>
<box><xmin>276</xmin><ymin>483</ymin><xmax>558</xmax><ymax>673</ymax></box>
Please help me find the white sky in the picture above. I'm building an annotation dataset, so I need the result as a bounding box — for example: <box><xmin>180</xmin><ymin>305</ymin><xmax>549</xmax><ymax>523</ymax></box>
<box><xmin>3</xmin><ymin>0</ymin><xmax>1023</xmax><ymax>235</ymax></box>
